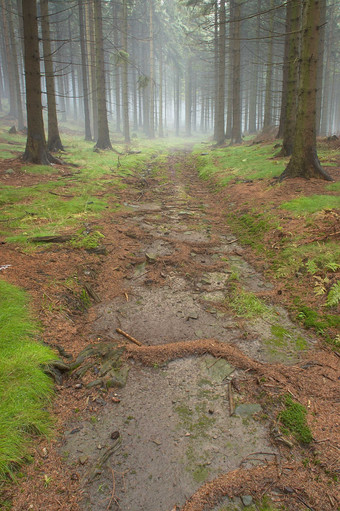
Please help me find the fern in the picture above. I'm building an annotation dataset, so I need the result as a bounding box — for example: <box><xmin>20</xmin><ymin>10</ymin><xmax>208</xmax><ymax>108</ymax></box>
<box><xmin>326</xmin><ymin>281</ymin><xmax>340</xmax><ymax>307</ymax></box>
<box><xmin>305</xmin><ymin>259</ymin><xmax>318</xmax><ymax>275</ymax></box>
<box><xmin>325</xmin><ymin>261</ymin><xmax>340</xmax><ymax>272</ymax></box>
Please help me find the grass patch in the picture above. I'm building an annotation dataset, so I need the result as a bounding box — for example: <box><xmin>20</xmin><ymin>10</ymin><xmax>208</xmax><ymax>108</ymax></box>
<box><xmin>281</xmin><ymin>194</ymin><xmax>340</xmax><ymax>214</ymax></box>
<box><xmin>0</xmin><ymin>280</ymin><xmax>55</xmax><ymax>478</ymax></box>
<box><xmin>229</xmin><ymin>289</ymin><xmax>272</xmax><ymax>318</ymax></box>
<box><xmin>279</xmin><ymin>395</ymin><xmax>312</xmax><ymax>444</ymax></box>
<box><xmin>295</xmin><ymin>302</ymin><xmax>340</xmax><ymax>347</ymax></box>
<box><xmin>194</xmin><ymin>142</ymin><xmax>285</xmax><ymax>185</ymax></box>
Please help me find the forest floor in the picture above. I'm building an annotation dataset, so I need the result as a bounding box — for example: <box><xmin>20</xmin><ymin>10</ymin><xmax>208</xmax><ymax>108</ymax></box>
<box><xmin>0</xmin><ymin>131</ymin><xmax>339</xmax><ymax>511</ymax></box>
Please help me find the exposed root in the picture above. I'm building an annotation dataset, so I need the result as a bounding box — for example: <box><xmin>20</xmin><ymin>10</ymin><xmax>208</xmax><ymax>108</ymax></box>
<box><xmin>125</xmin><ymin>339</ymin><xmax>261</xmax><ymax>372</ymax></box>
<box><xmin>181</xmin><ymin>464</ymin><xmax>278</xmax><ymax>511</ymax></box>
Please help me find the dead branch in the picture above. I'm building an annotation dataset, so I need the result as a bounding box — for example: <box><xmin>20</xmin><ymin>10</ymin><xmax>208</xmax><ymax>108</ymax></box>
<box><xmin>116</xmin><ymin>328</ymin><xmax>143</xmax><ymax>346</ymax></box>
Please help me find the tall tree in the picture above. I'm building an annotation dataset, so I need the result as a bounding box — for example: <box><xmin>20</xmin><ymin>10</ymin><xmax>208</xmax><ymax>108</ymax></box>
<box><xmin>40</xmin><ymin>0</ymin><xmax>64</xmax><ymax>151</ymax></box>
<box><xmin>93</xmin><ymin>0</ymin><xmax>112</xmax><ymax>149</ymax></box>
<box><xmin>215</xmin><ymin>0</ymin><xmax>226</xmax><ymax>145</ymax></box>
<box><xmin>122</xmin><ymin>0</ymin><xmax>130</xmax><ymax>143</ymax></box>
<box><xmin>22</xmin><ymin>0</ymin><xmax>57</xmax><ymax>164</ymax></box>
<box><xmin>278</xmin><ymin>0</ymin><xmax>300</xmax><ymax>157</ymax></box>
<box><xmin>230</xmin><ymin>0</ymin><xmax>242</xmax><ymax>144</ymax></box>
<box><xmin>280</xmin><ymin>0</ymin><xmax>332</xmax><ymax>181</ymax></box>
<box><xmin>78</xmin><ymin>0</ymin><xmax>92</xmax><ymax>140</ymax></box>
<box><xmin>6</xmin><ymin>0</ymin><xmax>24</xmax><ymax>129</ymax></box>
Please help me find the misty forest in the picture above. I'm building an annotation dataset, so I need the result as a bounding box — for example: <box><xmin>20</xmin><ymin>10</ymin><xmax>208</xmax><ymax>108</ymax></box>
<box><xmin>0</xmin><ymin>1</ymin><xmax>339</xmax><ymax>511</ymax></box>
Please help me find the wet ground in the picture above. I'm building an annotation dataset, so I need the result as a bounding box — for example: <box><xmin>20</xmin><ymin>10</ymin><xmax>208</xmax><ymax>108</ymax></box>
<box><xmin>61</xmin><ymin>152</ymin><xmax>315</xmax><ymax>511</ymax></box>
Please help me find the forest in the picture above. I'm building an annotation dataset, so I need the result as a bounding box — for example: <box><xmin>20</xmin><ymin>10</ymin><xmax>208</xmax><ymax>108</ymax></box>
<box><xmin>0</xmin><ymin>1</ymin><xmax>339</xmax><ymax>511</ymax></box>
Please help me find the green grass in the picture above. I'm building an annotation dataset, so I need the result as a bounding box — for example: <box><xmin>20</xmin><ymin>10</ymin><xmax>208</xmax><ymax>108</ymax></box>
<box><xmin>194</xmin><ymin>142</ymin><xmax>286</xmax><ymax>185</ymax></box>
<box><xmin>295</xmin><ymin>302</ymin><xmax>340</xmax><ymax>346</ymax></box>
<box><xmin>281</xmin><ymin>194</ymin><xmax>340</xmax><ymax>214</ymax></box>
<box><xmin>229</xmin><ymin>289</ymin><xmax>272</xmax><ymax>318</ymax></box>
<box><xmin>279</xmin><ymin>395</ymin><xmax>312</xmax><ymax>444</ymax></box>
<box><xmin>0</xmin><ymin>280</ymin><xmax>55</xmax><ymax>478</ymax></box>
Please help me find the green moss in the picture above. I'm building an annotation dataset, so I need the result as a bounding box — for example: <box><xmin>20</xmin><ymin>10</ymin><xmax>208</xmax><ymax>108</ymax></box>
<box><xmin>279</xmin><ymin>395</ymin><xmax>312</xmax><ymax>444</ymax></box>
<box><xmin>70</xmin><ymin>230</ymin><xmax>105</xmax><ymax>249</ymax></box>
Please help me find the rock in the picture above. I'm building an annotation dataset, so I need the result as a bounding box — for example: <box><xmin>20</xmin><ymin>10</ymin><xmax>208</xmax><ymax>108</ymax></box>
<box><xmin>234</xmin><ymin>403</ymin><xmax>262</xmax><ymax>418</ymax></box>
<box><xmin>8</xmin><ymin>125</ymin><xmax>17</xmax><ymax>134</ymax></box>
<box><xmin>145</xmin><ymin>252</ymin><xmax>157</xmax><ymax>263</ymax></box>
<box><xmin>241</xmin><ymin>495</ymin><xmax>253</xmax><ymax>507</ymax></box>
<box><xmin>187</xmin><ymin>312</ymin><xmax>199</xmax><ymax>320</ymax></box>
<box><xmin>105</xmin><ymin>366</ymin><xmax>129</xmax><ymax>388</ymax></box>
<box><xmin>78</xmin><ymin>456</ymin><xmax>88</xmax><ymax>465</ymax></box>
<box><xmin>110</xmin><ymin>431</ymin><xmax>120</xmax><ymax>440</ymax></box>
<box><xmin>75</xmin><ymin>383</ymin><xmax>83</xmax><ymax>389</ymax></box>
<box><xmin>86</xmin><ymin>378</ymin><xmax>104</xmax><ymax>389</ymax></box>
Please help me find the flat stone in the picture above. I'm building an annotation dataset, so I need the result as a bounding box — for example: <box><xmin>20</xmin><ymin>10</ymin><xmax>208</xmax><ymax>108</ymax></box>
<box><xmin>234</xmin><ymin>403</ymin><xmax>262</xmax><ymax>418</ymax></box>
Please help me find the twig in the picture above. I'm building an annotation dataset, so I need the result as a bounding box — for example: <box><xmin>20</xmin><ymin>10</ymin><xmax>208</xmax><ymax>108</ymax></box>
<box><xmin>207</xmin><ymin>356</ymin><xmax>221</xmax><ymax>369</ymax></box>
<box><xmin>228</xmin><ymin>381</ymin><xmax>234</xmax><ymax>416</ymax></box>
<box><xmin>106</xmin><ymin>468</ymin><xmax>118</xmax><ymax>510</ymax></box>
<box><xmin>226</xmin><ymin>238</ymin><xmax>238</xmax><ymax>244</ymax></box>
<box><xmin>49</xmin><ymin>191</ymin><xmax>74</xmax><ymax>198</ymax></box>
<box><xmin>116</xmin><ymin>328</ymin><xmax>142</xmax><ymax>346</ymax></box>
<box><xmin>293</xmin><ymin>491</ymin><xmax>315</xmax><ymax>511</ymax></box>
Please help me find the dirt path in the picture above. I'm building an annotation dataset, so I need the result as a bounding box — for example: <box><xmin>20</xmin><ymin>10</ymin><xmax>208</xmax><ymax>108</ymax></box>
<box><xmin>4</xmin><ymin>149</ymin><xmax>338</xmax><ymax>511</ymax></box>
<box><xmin>54</xmin><ymin>151</ymin><xmax>338</xmax><ymax>511</ymax></box>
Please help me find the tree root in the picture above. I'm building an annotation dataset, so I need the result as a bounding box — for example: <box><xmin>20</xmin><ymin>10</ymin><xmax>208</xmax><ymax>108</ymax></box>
<box><xmin>125</xmin><ymin>339</ymin><xmax>261</xmax><ymax>373</ymax></box>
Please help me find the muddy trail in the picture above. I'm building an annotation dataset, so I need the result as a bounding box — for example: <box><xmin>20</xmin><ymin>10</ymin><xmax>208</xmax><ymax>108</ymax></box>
<box><xmin>10</xmin><ymin>150</ymin><xmax>338</xmax><ymax>511</ymax></box>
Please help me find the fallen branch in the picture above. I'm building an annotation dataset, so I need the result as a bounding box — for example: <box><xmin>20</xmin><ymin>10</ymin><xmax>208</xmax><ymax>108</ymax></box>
<box><xmin>84</xmin><ymin>282</ymin><xmax>101</xmax><ymax>303</ymax></box>
<box><xmin>49</xmin><ymin>191</ymin><xmax>74</xmax><ymax>198</ymax></box>
<box><xmin>29</xmin><ymin>234</ymin><xmax>73</xmax><ymax>243</ymax></box>
<box><xmin>116</xmin><ymin>328</ymin><xmax>143</xmax><ymax>346</ymax></box>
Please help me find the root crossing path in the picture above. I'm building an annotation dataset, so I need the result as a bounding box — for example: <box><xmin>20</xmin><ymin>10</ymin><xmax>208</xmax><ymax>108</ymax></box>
<box><xmin>61</xmin><ymin>151</ymin><xmax>339</xmax><ymax>511</ymax></box>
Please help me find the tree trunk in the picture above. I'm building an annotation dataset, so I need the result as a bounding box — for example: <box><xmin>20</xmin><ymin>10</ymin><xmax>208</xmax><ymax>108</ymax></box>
<box><xmin>263</xmin><ymin>0</ymin><xmax>274</xmax><ymax>131</ymax></box>
<box><xmin>6</xmin><ymin>0</ymin><xmax>24</xmax><ymax>129</ymax></box>
<box><xmin>185</xmin><ymin>57</ymin><xmax>192</xmax><ymax>137</ymax></box>
<box><xmin>149</xmin><ymin>0</ymin><xmax>155</xmax><ymax>139</ymax></box>
<box><xmin>86</xmin><ymin>0</ymin><xmax>98</xmax><ymax>139</ymax></box>
<box><xmin>278</xmin><ymin>0</ymin><xmax>300</xmax><ymax>157</ymax></box>
<box><xmin>78</xmin><ymin>0</ymin><xmax>92</xmax><ymax>140</ymax></box>
<box><xmin>22</xmin><ymin>0</ymin><xmax>56</xmax><ymax>164</ymax></box>
<box><xmin>158</xmin><ymin>46</ymin><xmax>164</xmax><ymax>137</ymax></box>
<box><xmin>122</xmin><ymin>0</ymin><xmax>130</xmax><ymax>143</ymax></box>
<box><xmin>280</xmin><ymin>0</ymin><xmax>332</xmax><ymax>182</ymax></box>
<box><xmin>40</xmin><ymin>0</ymin><xmax>64</xmax><ymax>151</ymax></box>
<box><xmin>94</xmin><ymin>0</ymin><xmax>112</xmax><ymax>149</ymax></box>
<box><xmin>230</xmin><ymin>0</ymin><xmax>242</xmax><ymax>144</ymax></box>
<box><xmin>112</xmin><ymin>0</ymin><xmax>121</xmax><ymax>133</ymax></box>
<box><xmin>215</xmin><ymin>0</ymin><xmax>226</xmax><ymax>145</ymax></box>
<box><xmin>1</xmin><ymin>0</ymin><xmax>17</xmax><ymax>118</ymax></box>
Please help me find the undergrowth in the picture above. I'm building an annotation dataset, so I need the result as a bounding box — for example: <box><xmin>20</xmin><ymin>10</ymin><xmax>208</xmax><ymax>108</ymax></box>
<box><xmin>0</xmin><ymin>280</ymin><xmax>55</xmax><ymax>478</ymax></box>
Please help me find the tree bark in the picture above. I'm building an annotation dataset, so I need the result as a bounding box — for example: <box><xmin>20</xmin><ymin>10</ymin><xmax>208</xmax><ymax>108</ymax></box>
<box><xmin>40</xmin><ymin>0</ymin><xmax>64</xmax><ymax>152</ymax></box>
<box><xmin>22</xmin><ymin>0</ymin><xmax>57</xmax><ymax>164</ymax></box>
<box><xmin>1</xmin><ymin>0</ymin><xmax>17</xmax><ymax>119</ymax></box>
<box><xmin>262</xmin><ymin>0</ymin><xmax>274</xmax><ymax>131</ymax></box>
<box><xmin>230</xmin><ymin>0</ymin><xmax>242</xmax><ymax>144</ymax></box>
<box><xmin>6</xmin><ymin>0</ymin><xmax>24</xmax><ymax>129</ymax></box>
<box><xmin>122</xmin><ymin>0</ymin><xmax>130</xmax><ymax>144</ymax></box>
<box><xmin>149</xmin><ymin>0</ymin><xmax>155</xmax><ymax>139</ymax></box>
<box><xmin>280</xmin><ymin>0</ymin><xmax>332</xmax><ymax>182</ymax></box>
<box><xmin>93</xmin><ymin>0</ymin><xmax>112</xmax><ymax>149</ymax></box>
<box><xmin>215</xmin><ymin>0</ymin><xmax>226</xmax><ymax>145</ymax></box>
<box><xmin>78</xmin><ymin>0</ymin><xmax>92</xmax><ymax>140</ymax></box>
<box><xmin>278</xmin><ymin>0</ymin><xmax>300</xmax><ymax>157</ymax></box>
<box><xmin>185</xmin><ymin>57</ymin><xmax>192</xmax><ymax>137</ymax></box>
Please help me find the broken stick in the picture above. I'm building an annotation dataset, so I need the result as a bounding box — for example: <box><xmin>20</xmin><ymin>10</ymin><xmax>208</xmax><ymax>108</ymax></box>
<box><xmin>228</xmin><ymin>381</ymin><xmax>234</xmax><ymax>416</ymax></box>
<box><xmin>116</xmin><ymin>328</ymin><xmax>142</xmax><ymax>347</ymax></box>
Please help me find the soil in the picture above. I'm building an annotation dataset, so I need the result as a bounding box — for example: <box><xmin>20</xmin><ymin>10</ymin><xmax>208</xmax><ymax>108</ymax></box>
<box><xmin>1</xmin><ymin>148</ymin><xmax>339</xmax><ymax>511</ymax></box>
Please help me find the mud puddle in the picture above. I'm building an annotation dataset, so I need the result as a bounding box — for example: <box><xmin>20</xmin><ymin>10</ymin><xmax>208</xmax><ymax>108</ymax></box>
<box><xmin>62</xmin><ymin>152</ymin><xmax>313</xmax><ymax>510</ymax></box>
